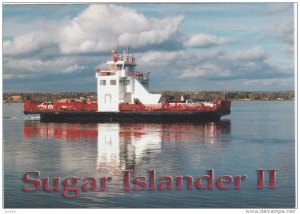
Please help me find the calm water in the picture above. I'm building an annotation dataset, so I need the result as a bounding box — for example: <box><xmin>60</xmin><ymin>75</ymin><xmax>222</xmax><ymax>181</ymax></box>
<box><xmin>3</xmin><ymin>101</ymin><xmax>295</xmax><ymax>208</ymax></box>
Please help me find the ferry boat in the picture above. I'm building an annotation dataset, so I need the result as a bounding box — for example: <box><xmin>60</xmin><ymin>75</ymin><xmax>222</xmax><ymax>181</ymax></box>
<box><xmin>24</xmin><ymin>50</ymin><xmax>231</xmax><ymax>122</ymax></box>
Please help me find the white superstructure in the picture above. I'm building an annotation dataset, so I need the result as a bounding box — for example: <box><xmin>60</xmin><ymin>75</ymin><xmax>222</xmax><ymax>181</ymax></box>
<box><xmin>96</xmin><ymin>50</ymin><xmax>161</xmax><ymax>112</ymax></box>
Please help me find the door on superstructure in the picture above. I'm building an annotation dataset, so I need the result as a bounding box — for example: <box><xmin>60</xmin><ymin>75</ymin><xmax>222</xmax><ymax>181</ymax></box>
<box><xmin>105</xmin><ymin>94</ymin><xmax>112</xmax><ymax>104</ymax></box>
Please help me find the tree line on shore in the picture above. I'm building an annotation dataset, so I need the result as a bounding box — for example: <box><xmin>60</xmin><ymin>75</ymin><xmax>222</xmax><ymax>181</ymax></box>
<box><xmin>3</xmin><ymin>91</ymin><xmax>294</xmax><ymax>103</ymax></box>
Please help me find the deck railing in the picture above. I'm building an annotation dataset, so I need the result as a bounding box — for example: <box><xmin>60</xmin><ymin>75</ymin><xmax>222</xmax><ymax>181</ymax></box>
<box><xmin>119</xmin><ymin>103</ymin><xmax>217</xmax><ymax>112</ymax></box>
<box><xmin>129</xmin><ymin>72</ymin><xmax>149</xmax><ymax>80</ymax></box>
<box><xmin>24</xmin><ymin>99</ymin><xmax>230</xmax><ymax>114</ymax></box>
<box><xmin>24</xmin><ymin>101</ymin><xmax>98</xmax><ymax>113</ymax></box>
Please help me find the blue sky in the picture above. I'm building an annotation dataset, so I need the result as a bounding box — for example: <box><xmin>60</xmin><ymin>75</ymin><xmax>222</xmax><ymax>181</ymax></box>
<box><xmin>3</xmin><ymin>3</ymin><xmax>294</xmax><ymax>92</ymax></box>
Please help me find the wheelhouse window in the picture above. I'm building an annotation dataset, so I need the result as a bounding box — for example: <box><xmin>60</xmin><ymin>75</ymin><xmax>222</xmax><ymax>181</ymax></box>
<box><xmin>117</xmin><ymin>64</ymin><xmax>123</xmax><ymax>70</ymax></box>
<box><xmin>108</xmin><ymin>64</ymin><xmax>116</xmax><ymax>70</ymax></box>
<box><xmin>119</xmin><ymin>80</ymin><xmax>125</xmax><ymax>86</ymax></box>
<box><xmin>125</xmin><ymin>65</ymin><xmax>132</xmax><ymax>71</ymax></box>
<box><xmin>100</xmin><ymin>80</ymin><xmax>106</xmax><ymax>85</ymax></box>
<box><xmin>125</xmin><ymin>65</ymin><xmax>136</xmax><ymax>72</ymax></box>
<box><xmin>119</xmin><ymin>80</ymin><xmax>130</xmax><ymax>86</ymax></box>
<box><xmin>110</xmin><ymin>80</ymin><xmax>116</xmax><ymax>85</ymax></box>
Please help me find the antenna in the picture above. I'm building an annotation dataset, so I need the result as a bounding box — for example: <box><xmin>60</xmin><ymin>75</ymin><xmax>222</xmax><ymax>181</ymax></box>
<box><xmin>127</xmin><ymin>46</ymin><xmax>130</xmax><ymax>55</ymax></box>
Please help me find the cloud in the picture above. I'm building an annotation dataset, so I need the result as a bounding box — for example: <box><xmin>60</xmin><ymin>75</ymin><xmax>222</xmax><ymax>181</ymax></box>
<box><xmin>3</xmin><ymin>4</ymin><xmax>234</xmax><ymax>57</ymax></box>
<box><xmin>139</xmin><ymin>47</ymin><xmax>292</xmax><ymax>83</ymax></box>
<box><xmin>183</xmin><ymin>33</ymin><xmax>235</xmax><ymax>48</ymax></box>
<box><xmin>139</xmin><ymin>51</ymin><xmax>186</xmax><ymax>66</ymax></box>
<box><xmin>179</xmin><ymin>63</ymin><xmax>231</xmax><ymax>78</ymax></box>
<box><xmin>3</xmin><ymin>74</ymin><xmax>27</xmax><ymax>80</ymax></box>
<box><xmin>3</xmin><ymin>4</ymin><xmax>184</xmax><ymax>57</ymax></box>
<box><xmin>265</xmin><ymin>3</ymin><xmax>292</xmax><ymax>14</ymax></box>
<box><xmin>3</xmin><ymin>57</ymin><xmax>85</xmax><ymax>79</ymax></box>
<box><xmin>243</xmin><ymin>78</ymin><xmax>292</xmax><ymax>87</ymax></box>
<box><xmin>3</xmin><ymin>18</ymin><xmax>70</xmax><ymax>57</ymax></box>
<box><xmin>231</xmin><ymin>47</ymin><xmax>268</xmax><ymax>61</ymax></box>
<box><xmin>59</xmin><ymin>5</ymin><xmax>184</xmax><ymax>54</ymax></box>
<box><xmin>269</xmin><ymin>20</ymin><xmax>294</xmax><ymax>53</ymax></box>
<box><xmin>3</xmin><ymin>4</ymin><xmax>186</xmax><ymax>81</ymax></box>
<box><xmin>3</xmin><ymin>31</ymin><xmax>58</xmax><ymax>56</ymax></box>
<box><xmin>139</xmin><ymin>49</ymin><xmax>224</xmax><ymax>69</ymax></box>
<box><xmin>143</xmin><ymin>49</ymin><xmax>224</xmax><ymax>63</ymax></box>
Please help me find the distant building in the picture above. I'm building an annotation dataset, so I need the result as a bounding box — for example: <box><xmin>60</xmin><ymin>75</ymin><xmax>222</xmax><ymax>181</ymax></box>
<box><xmin>9</xmin><ymin>95</ymin><xmax>22</xmax><ymax>102</ymax></box>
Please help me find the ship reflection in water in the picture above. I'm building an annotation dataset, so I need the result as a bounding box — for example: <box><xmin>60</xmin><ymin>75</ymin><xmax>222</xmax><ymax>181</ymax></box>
<box><xmin>23</xmin><ymin>121</ymin><xmax>231</xmax><ymax>179</ymax></box>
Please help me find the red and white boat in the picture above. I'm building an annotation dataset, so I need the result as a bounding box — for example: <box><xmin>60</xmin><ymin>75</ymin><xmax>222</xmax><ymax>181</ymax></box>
<box><xmin>24</xmin><ymin>50</ymin><xmax>231</xmax><ymax>122</ymax></box>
